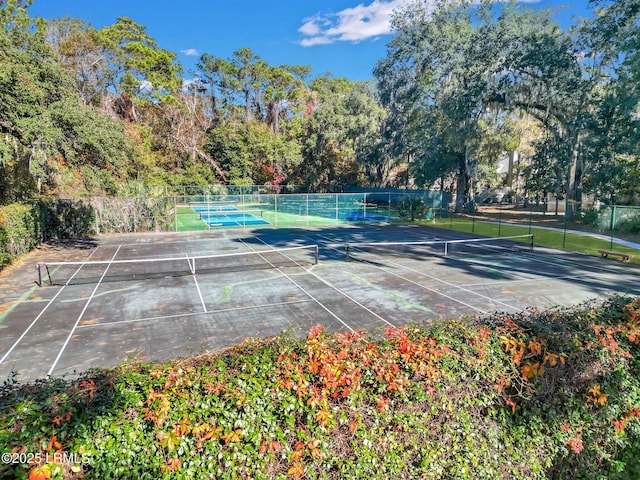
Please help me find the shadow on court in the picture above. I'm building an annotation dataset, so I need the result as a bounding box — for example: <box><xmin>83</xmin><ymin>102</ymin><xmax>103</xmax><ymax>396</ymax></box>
<box><xmin>1</xmin><ymin>224</ymin><xmax>639</xmax><ymax>383</ymax></box>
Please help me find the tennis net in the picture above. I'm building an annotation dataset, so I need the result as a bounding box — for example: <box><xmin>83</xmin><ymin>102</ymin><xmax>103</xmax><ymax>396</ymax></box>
<box><xmin>345</xmin><ymin>234</ymin><xmax>533</xmax><ymax>261</ymax></box>
<box><xmin>37</xmin><ymin>245</ymin><xmax>319</xmax><ymax>286</ymax></box>
<box><xmin>197</xmin><ymin>210</ymin><xmax>264</xmax><ymax>220</ymax></box>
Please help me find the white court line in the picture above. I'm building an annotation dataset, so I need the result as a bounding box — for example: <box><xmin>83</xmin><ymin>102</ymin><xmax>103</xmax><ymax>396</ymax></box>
<box><xmin>233</xmin><ymin>238</ymin><xmax>356</xmax><ymax>332</ymax></box>
<box><xmin>0</xmin><ymin>245</ymin><xmax>101</xmax><ymax>367</ymax></box>
<box><xmin>317</xmin><ymin>231</ymin><xmax>525</xmax><ymax>312</ymax></box>
<box><xmin>76</xmin><ymin>299</ymin><xmax>315</xmax><ymax>328</ymax></box>
<box><xmin>46</xmin><ymin>246</ymin><xmax>122</xmax><ymax>377</ymax></box>
<box><xmin>457</xmin><ymin>273</ymin><xmax>577</xmax><ymax>288</ymax></box>
<box><xmin>400</xmin><ymin>226</ymin><xmax>634</xmax><ymax>278</ymax></box>
<box><xmin>305</xmin><ymin>233</ymin><xmax>495</xmax><ymax>315</ymax></box>
<box><xmin>188</xmin><ymin>253</ymin><xmax>207</xmax><ymax>313</ymax></box>
<box><xmin>192</xmin><ymin>275</ymin><xmax>207</xmax><ymax>312</ymax></box>
<box><xmin>353</xmin><ymin>228</ymin><xmax>640</xmax><ymax>305</ymax></box>
<box><xmin>0</xmin><ymin>286</ymin><xmax>69</xmax><ymax>367</ymax></box>
<box><xmin>248</xmin><ymin>237</ymin><xmax>395</xmax><ymax>328</ymax></box>
<box><xmin>372</xmin><ymin>255</ymin><xmax>523</xmax><ymax>312</ymax></box>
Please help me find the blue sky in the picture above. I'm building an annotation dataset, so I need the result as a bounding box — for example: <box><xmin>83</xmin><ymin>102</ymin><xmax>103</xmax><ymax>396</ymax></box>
<box><xmin>28</xmin><ymin>0</ymin><xmax>593</xmax><ymax>82</ymax></box>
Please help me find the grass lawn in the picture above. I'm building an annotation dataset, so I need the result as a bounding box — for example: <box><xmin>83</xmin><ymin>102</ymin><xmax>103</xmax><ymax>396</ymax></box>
<box><xmin>428</xmin><ymin>218</ymin><xmax>640</xmax><ymax>264</ymax></box>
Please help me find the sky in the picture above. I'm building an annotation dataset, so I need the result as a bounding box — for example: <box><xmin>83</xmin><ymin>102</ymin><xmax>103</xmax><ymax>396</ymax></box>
<box><xmin>28</xmin><ymin>0</ymin><xmax>594</xmax><ymax>82</ymax></box>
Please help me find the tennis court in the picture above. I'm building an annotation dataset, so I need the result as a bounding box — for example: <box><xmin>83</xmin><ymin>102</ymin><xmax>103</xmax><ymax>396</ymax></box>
<box><xmin>174</xmin><ymin>193</ymin><xmax>410</xmax><ymax>230</ymax></box>
<box><xmin>1</xmin><ymin>224</ymin><xmax>640</xmax><ymax>383</ymax></box>
<box><xmin>190</xmin><ymin>202</ymin><xmax>270</xmax><ymax>228</ymax></box>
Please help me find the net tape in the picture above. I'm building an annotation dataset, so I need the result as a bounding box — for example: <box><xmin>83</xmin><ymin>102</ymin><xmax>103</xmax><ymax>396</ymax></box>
<box><xmin>345</xmin><ymin>234</ymin><xmax>533</xmax><ymax>261</ymax></box>
<box><xmin>37</xmin><ymin>245</ymin><xmax>318</xmax><ymax>286</ymax></box>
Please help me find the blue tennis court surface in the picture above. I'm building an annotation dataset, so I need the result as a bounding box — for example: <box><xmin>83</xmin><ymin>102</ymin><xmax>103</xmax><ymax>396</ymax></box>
<box><xmin>192</xmin><ymin>204</ymin><xmax>270</xmax><ymax>228</ymax></box>
<box><xmin>343</xmin><ymin>212</ymin><xmax>391</xmax><ymax>222</ymax></box>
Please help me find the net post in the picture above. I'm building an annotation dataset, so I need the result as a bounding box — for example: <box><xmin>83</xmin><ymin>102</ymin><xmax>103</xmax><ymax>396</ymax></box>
<box><xmin>345</xmin><ymin>244</ymin><xmax>350</xmax><ymax>262</ymax></box>
<box><xmin>530</xmin><ymin>234</ymin><xmax>534</xmax><ymax>252</ymax></box>
<box><xmin>444</xmin><ymin>241</ymin><xmax>449</xmax><ymax>256</ymax></box>
<box><xmin>45</xmin><ymin>264</ymin><xmax>52</xmax><ymax>286</ymax></box>
<box><xmin>364</xmin><ymin>193</ymin><xmax>367</xmax><ymax>219</ymax></box>
<box><xmin>314</xmin><ymin>245</ymin><xmax>319</xmax><ymax>265</ymax></box>
<box><xmin>36</xmin><ymin>263</ymin><xmax>42</xmax><ymax>287</ymax></box>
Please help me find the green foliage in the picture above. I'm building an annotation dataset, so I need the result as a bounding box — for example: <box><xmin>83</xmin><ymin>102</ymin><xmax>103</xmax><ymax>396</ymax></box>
<box><xmin>296</xmin><ymin>77</ymin><xmax>385</xmax><ymax>190</ymax></box>
<box><xmin>0</xmin><ymin>202</ymin><xmax>39</xmax><ymax>268</ymax></box>
<box><xmin>96</xmin><ymin>17</ymin><xmax>182</xmax><ymax>102</ymax></box>
<box><xmin>1</xmin><ymin>297</ymin><xmax>640</xmax><ymax>478</ymax></box>
<box><xmin>2</xmin><ymin>0</ymin><xmax>639</xmax><ymax>220</ymax></box>
<box><xmin>397</xmin><ymin>196</ymin><xmax>430</xmax><ymax>221</ymax></box>
<box><xmin>0</xmin><ymin>2</ymin><xmax>131</xmax><ymax>202</ymax></box>
<box><xmin>206</xmin><ymin>121</ymin><xmax>301</xmax><ymax>186</ymax></box>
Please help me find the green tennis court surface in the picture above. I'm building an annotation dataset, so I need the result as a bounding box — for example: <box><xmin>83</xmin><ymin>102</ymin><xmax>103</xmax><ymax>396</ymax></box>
<box><xmin>175</xmin><ymin>195</ymin><xmax>401</xmax><ymax>231</ymax></box>
<box><xmin>2</xmin><ymin>224</ymin><xmax>640</xmax><ymax>383</ymax></box>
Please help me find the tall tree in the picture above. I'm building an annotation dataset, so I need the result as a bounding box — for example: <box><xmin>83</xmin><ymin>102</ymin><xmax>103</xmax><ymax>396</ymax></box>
<box><xmin>377</xmin><ymin>0</ymin><xmax>514</xmax><ymax>210</ymax></box>
<box><xmin>0</xmin><ymin>0</ymin><xmax>129</xmax><ymax>200</ymax></box>
<box><xmin>377</xmin><ymin>0</ymin><xmax>611</xmax><ymax>217</ymax></box>
<box><xmin>295</xmin><ymin>76</ymin><xmax>385</xmax><ymax>190</ymax></box>
<box><xmin>45</xmin><ymin>17</ymin><xmax>106</xmax><ymax>107</ymax></box>
<box><xmin>579</xmin><ymin>0</ymin><xmax>640</xmax><ymax>203</ymax></box>
<box><xmin>197</xmin><ymin>53</ymin><xmax>236</xmax><ymax>123</ymax></box>
<box><xmin>96</xmin><ymin>17</ymin><xmax>182</xmax><ymax>121</ymax></box>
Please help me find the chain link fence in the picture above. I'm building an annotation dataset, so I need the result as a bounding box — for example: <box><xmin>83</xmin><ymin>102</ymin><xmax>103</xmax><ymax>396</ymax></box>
<box><xmin>174</xmin><ymin>191</ymin><xmax>449</xmax><ymax>230</ymax></box>
<box><xmin>3</xmin><ymin>190</ymin><xmax>638</xmax><ymax>273</ymax></box>
<box><xmin>442</xmin><ymin>197</ymin><xmax>640</xmax><ymax>252</ymax></box>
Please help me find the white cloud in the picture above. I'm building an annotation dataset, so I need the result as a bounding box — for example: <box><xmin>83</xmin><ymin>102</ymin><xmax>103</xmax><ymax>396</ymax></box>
<box><xmin>298</xmin><ymin>0</ymin><xmax>543</xmax><ymax>46</ymax></box>
<box><xmin>299</xmin><ymin>0</ymin><xmax>403</xmax><ymax>46</ymax></box>
<box><xmin>180</xmin><ymin>48</ymin><xmax>199</xmax><ymax>56</ymax></box>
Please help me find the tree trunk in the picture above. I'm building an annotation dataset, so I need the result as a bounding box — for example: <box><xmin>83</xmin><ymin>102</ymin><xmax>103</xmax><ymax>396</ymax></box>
<box><xmin>565</xmin><ymin>133</ymin><xmax>582</xmax><ymax>221</ymax></box>
<box><xmin>244</xmin><ymin>88</ymin><xmax>252</xmax><ymax>120</ymax></box>
<box><xmin>506</xmin><ymin>151</ymin><xmax>517</xmax><ymax>188</ymax></box>
<box><xmin>455</xmin><ymin>160</ymin><xmax>470</xmax><ymax>213</ymax></box>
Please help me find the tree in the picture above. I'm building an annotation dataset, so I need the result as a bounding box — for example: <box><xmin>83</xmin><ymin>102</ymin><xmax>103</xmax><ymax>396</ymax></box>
<box><xmin>377</xmin><ymin>0</ymin><xmax>615</xmax><ymax>218</ymax></box>
<box><xmin>45</xmin><ymin>17</ymin><xmax>106</xmax><ymax>107</ymax></box>
<box><xmin>377</xmin><ymin>0</ymin><xmax>514</xmax><ymax>210</ymax></box>
<box><xmin>95</xmin><ymin>17</ymin><xmax>182</xmax><ymax>121</ymax></box>
<box><xmin>205</xmin><ymin>121</ymin><xmax>301</xmax><ymax>185</ymax></box>
<box><xmin>579</xmin><ymin>0</ymin><xmax>640</xmax><ymax>203</ymax></box>
<box><xmin>197</xmin><ymin>49</ymin><xmax>311</xmax><ymax>134</ymax></box>
<box><xmin>263</xmin><ymin>63</ymin><xmax>310</xmax><ymax>134</ymax></box>
<box><xmin>0</xmin><ymin>0</ymin><xmax>130</xmax><ymax>200</ymax></box>
<box><xmin>295</xmin><ymin>76</ymin><xmax>385</xmax><ymax>191</ymax></box>
<box><xmin>197</xmin><ymin>53</ymin><xmax>236</xmax><ymax>123</ymax></box>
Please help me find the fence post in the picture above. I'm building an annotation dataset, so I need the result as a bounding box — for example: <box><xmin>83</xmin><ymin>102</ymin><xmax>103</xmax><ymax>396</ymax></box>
<box><xmin>610</xmin><ymin>205</ymin><xmax>616</xmax><ymax>251</ymax></box>
<box><xmin>471</xmin><ymin>197</ymin><xmax>476</xmax><ymax>234</ymax></box>
<box><xmin>364</xmin><ymin>193</ymin><xmax>368</xmax><ymax>219</ymax></box>
<box><xmin>275</xmin><ymin>194</ymin><xmax>278</xmax><ymax>227</ymax></box>
<box><xmin>562</xmin><ymin>203</ymin><xmax>569</xmax><ymax>249</ymax></box>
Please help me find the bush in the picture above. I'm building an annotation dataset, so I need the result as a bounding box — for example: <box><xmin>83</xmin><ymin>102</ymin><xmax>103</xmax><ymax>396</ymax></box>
<box><xmin>0</xmin><ymin>203</ymin><xmax>40</xmax><ymax>269</ymax></box>
<box><xmin>397</xmin><ymin>196</ymin><xmax>430</xmax><ymax>221</ymax></box>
